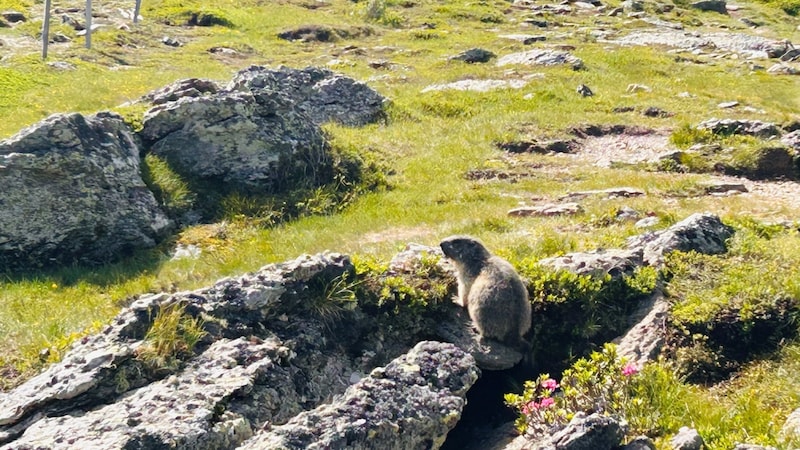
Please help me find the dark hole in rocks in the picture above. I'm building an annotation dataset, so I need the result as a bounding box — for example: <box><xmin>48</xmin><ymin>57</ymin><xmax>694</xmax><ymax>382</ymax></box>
<box><xmin>441</xmin><ymin>369</ymin><xmax>522</xmax><ymax>450</ymax></box>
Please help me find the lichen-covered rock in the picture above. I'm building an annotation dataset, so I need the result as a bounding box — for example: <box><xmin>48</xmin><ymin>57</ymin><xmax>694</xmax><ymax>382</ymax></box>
<box><xmin>0</xmin><ymin>253</ymin><xmax>354</xmax><ymax>448</ymax></box>
<box><xmin>240</xmin><ymin>341</ymin><xmax>479</xmax><ymax>450</ymax></box>
<box><xmin>140</xmin><ymin>88</ymin><xmax>332</xmax><ymax>194</ymax></box>
<box><xmin>539</xmin><ymin>249</ymin><xmax>643</xmax><ymax>278</ymax></box>
<box><xmin>449</xmin><ymin>48</ymin><xmax>496</xmax><ymax>63</ymax></box>
<box><xmin>627</xmin><ymin>212</ymin><xmax>734</xmax><ymax>267</ymax></box>
<box><xmin>496</xmin><ymin>49</ymin><xmax>584</xmax><ymax>69</ymax></box>
<box><xmin>525</xmin><ymin>413</ymin><xmax>625</xmax><ymax>450</ymax></box>
<box><xmin>615</xmin><ymin>290</ymin><xmax>669</xmax><ymax>366</ymax></box>
<box><xmin>0</xmin><ymin>112</ymin><xmax>172</xmax><ymax>270</ymax></box>
<box><xmin>143</xmin><ymin>78</ymin><xmax>220</xmax><ymax>105</ymax></box>
<box><xmin>781</xmin><ymin>130</ymin><xmax>800</xmax><ymax>150</ymax></box>
<box><xmin>228</xmin><ymin>65</ymin><xmax>387</xmax><ymax>127</ymax></box>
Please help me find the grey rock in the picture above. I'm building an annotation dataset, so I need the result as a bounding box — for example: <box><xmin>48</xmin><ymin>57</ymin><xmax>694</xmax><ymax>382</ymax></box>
<box><xmin>497</xmin><ymin>49</ymin><xmax>584</xmax><ymax>69</ymax></box>
<box><xmin>508</xmin><ymin>202</ymin><xmax>584</xmax><ymax>217</ymax></box>
<box><xmin>46</xmin><ymin>61</ymin><xmax>76</xmax><ymax>70</ymax></box>
<box><xmin>611</xmin><ymin>30</ymin><xmax>790</xmax><ymax>58</ymax></box>
<box><xmin>450</xmin><ymin>48</ymin><xmax>496</xmax><ymax>63</ymax></box>
<box><xmin>140</xmin><ymin>88</ymin><xmax>332</xmax><ymax>194</ymax></box>
<box><xmin>143</xmin><ymin>78</ymin><xmax>220</xmax><ymax>105</ymax></box>
<box><xmin>0</xmin><ymin>112</ymin><xmax>171</xmax><ymax>270</ymax></box>
<box><xmin>635</xmin><ymin>216</ymin><xmax>660</xmax><ymax>228</ymax></box>
<box><xmin>781</xmin><ymin>48</ymin><xmax>800</xmax><ymax>61</ymax></box>
<box><xmin>733</xmin><ymin>445</ymin><xmax>777</xmax><ymax>450</ymax></box>
<box><xmin>627</xmin><ymin>212</ymin><xmax>734</xmax><ymax>266</ymax></box>
<box><xmin>241</xmin><ymin>341</ymin><xmax>479</xmax><ymax>450</ymax></box>
<box><xmin>228</xmin><ymin>65</ymin><xmax>387</xmax><ymax>127</ymax></box>
<box><xmin>0</xmin><ymin>253</ymin><xmax>356</xmax><ymax>447</ymax></box>
<box><xmin>577</xmin><ymin>84</ymin><xmax>594</xmax><ymax>97</ymax></box>
<box><xmin>781</xmin><ymin>408</ymin><xmax>800</xmax><ymax>442</ymax></box>
<box><xmin>51</xmin><ymin>32</ymin><xmax>71</xmax><ymax>43</ymax></box>
<box><xmin>670</xmin><ymin>426</ymin><xmax>704</xmax><ymax>450</ymax></box>
<box><xmin>422</xmin><ymin>79</ymin><xmax>529</xmax><ymax>93</ymax></box>
<box><xmin>161</xmin><ymin>36</ymin><xmax>183</xmax><ymax>47</ymax></box>
<box><xmin>702</xmin><ymin>182</ymin><xmax>748</xmax><ymax>194</ymax></box>
<box><xmin>718</xmin><ymin>101</ymin><xmax>740</xmax><ymax>109</ymax></box>
<box><xmin>781</xmin><ymin>130</ymin><xmax>800</xmax><ymax>150</ymax></box>
<box><xmin>562</xmin><ymin>187</ymin><xmax>645</xmax><ymax>200</ymax></box>
<box><xmin>535</xmin><ymin>413</ymin><xmax>625</xmax><ymax>450</ymax></box>
<box><xmin>696</xmin><ymin>118</ymin><xmax>781</xmax><ymax>138</ymax></box>
<box><xmin>0</xmin><ymin>10</ymin><xmax>25</xmax><ymax>22</ymax></box>
<box><xmin>499</xmin><ymin>34</ymin><xmax>547</xmax><ymax>44</ymax></box>
<box><xmin>690</xmin><ymin>0</ymin><xmax>728</xmax><ymax>14</ymax></box>
<box><xmin>621</xmin><ymin>0</ymin><xmax>644</xmax><ymax>12</ymax></box>
<box><xmin>767</xmin><ymin>63</ymin><xmax>800</xmax><ymax>75</ymax></box>
<box><xmin>615</xmin><ymin>290</ymin><xmax>669</xmax><ymax>365</ymax></box>
<box><xmin>624</xmin><ymin>435</ymin><xmax>657</xmax><ymax>450</ymax></box>
<box><xmin>539</xmin><ymin>248</ymin><xmax>643</xmax><ymax>278</ymax></box>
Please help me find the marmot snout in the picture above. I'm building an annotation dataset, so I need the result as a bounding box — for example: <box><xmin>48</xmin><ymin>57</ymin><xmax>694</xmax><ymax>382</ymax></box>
<box><xmin>440</xmin><ymin>235</ymin><xmax>531</xmax><ymax>349</ymax></box>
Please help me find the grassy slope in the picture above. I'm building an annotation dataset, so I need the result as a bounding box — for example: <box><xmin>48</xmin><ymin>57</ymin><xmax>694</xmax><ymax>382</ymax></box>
<box><xmin>1</xmin><ymin>0</ymin><xmax>800</xmax><ymax>446</ymax></box>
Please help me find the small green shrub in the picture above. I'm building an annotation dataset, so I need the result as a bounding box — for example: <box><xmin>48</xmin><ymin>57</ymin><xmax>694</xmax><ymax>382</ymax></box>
<box><xmin>515</xmin><ymin>262</ymin><xmax>658</xmax><ymax>370</ymax></box>
<box><xmin>505</xmin><ymin>343</ymin><xmax>643</xmax><ymax>436</ymax></box>
<box><xmin>669</xmin><ymin>124</ymin><xmax>714</xmax><ymax>149</ymax></box>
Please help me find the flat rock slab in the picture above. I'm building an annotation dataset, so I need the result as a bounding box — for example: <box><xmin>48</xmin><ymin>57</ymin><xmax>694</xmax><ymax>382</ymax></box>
<box><xmin>508</xmin><ymin>202</ymin><xmax>584</xmax><ymax>217</ymax></box>
<box><xmin>496</xmin><ymin>49</ymin><xmax>584</xmax><ymax>68</ymax></box>
<box><xmin>563</xmin><ymin>187</ymin><xmax>645</xmax><ymax>200</ymax></box>
<box><xmin>422</xmin><ymin>79</ymin><xmax>529</xmax><ymax>93</ymax></box>
<box><xmin>610</xmin><ymin>30</ymin><xmax>790</xmax><ymax>58</ymax></box>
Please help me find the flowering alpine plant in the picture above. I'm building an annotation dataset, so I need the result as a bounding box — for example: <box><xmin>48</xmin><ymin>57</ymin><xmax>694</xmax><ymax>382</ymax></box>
<box><xmin>504</xmin><ymin>343</ymin><xmax>644</xmax><ymax>436</ymax></box>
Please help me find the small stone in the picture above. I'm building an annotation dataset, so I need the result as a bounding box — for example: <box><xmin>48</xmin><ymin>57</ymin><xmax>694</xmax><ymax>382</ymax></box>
<box><xmin>702</xmin><ymin>182</ymin><xmax>747</xmax><ymax>194</ymax></box>
<box><xmin>162</xmin><ymin>36</ymin><xmax>183</xmax><ymax>47</ymax></box>
<box><xmin>208</xmin><ymin>46</ymin><xmax>238</xmax><ymax>55</ymax></box>
<box><xmin>508</xmin><ymin>202</ymin><xmax>583</xmax><ymax>217</ymax></box>
<box><xmin>1</xmin><ymin>10</ymin><xmax>26</xmax><ymax>22</ymax></box>
<box><xmin>670</xmin><ymin>426</ymin><xmax>704</xmax><ymax>450</ymax></box>
<box><xmin>690</xmin><ymin>0</ymin><xmax>728</xmax><ymax>13</ymax></box>
<box><xmin>607</xmin><ymin>6</ymin><xmax>624</xmax><ymax>15</ymax></box>
<box><xmin>635</xmin><ymin>217</ymin><xmax>660</xmax><ymax>228</ymax></box>
<box><xmin>718</xmin><ymin>101</ymin><xmax>739</xmax><ymax>108</ymax></box>
<box><xmin>577</xmin><ymin>83</ymin><xmax>594</xmax><ymax>96</ymax></box>
<box><xmin>498</xmin><ymin>34</ymin><xmax>546</xmax><ymax>44</ymax></box>
<box><xmin>626</xmin><ymin>83</ymin><xmax>652</xmax><ymax>93</ymax></box>
<box><xmin>625</xmin><ymin>435</ymin><xmax>657</xmax><ymax>450</ymax></box>
<box><xmin>47</xmin><ymin>61</ymin><xmax>77</xmax><ymax>71</ymax></box>
<box><xmin>642</xmin><ymin>106</ymin><xmax>672</xmax><ymax>117</ymax></box>
<box><xmin>52</xmin><ymin>33</ymin><xmax>71</xmax><ymax>43</ymax></box>
<box><xmin>449</xmin><ymin>48</ymin><xmax>496</xmax><ymax>64</ymax></box>
<box><xmin>739</xmin><ymin>17</ymin><xmax>760</xmax><ymax>27</ymax></box>
<box><xmin>767</xmin><ymin>63</ymin><xmax>800</xmax><ymax>75</ymax></box>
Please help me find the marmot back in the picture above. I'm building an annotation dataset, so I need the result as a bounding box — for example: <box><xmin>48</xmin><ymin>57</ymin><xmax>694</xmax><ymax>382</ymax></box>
<box><xmin>440</xmin><ymin>235</ymin><xmax>531</xmax><ymax>349</ymax></box>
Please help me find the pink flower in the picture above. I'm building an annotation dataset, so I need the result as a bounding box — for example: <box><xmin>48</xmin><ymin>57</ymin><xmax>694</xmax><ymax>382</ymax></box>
<box><xmin>538</xmin><ymin>397</ymin><xmax>555</xmax><ymax>408</ymax></box>
<box><xmin>522</xmin><ymin>401</ymin><xmax>536</xmax><ymax>415</ymax></box>
<box><xmin>622</xmin><ymin>362</ymin><xmax>640</xmax><ymax>377</ymax></box>
<box><xmin>541</xmin><ymin>378</ymin><xmax>559</xmax><ymax>391</ymax></box>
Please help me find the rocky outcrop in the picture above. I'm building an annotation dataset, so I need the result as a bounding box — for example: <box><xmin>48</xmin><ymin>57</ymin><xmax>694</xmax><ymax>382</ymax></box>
<box><xmin>696</xmin><ymin>118</ymin><xmax>781</xmax><ymax>138</ymax></box>
<box><xmin>0</xmin><ymin>252</ymin><xmax>481</xmax><ymax>449</ymax></box>
<box><xmin>670</xmin><ymin>427</ymin><xmax>704</xmax><ymax>450</ymax></box>
<box><xmin>627</xmin><ymin>212</ymin><xmax>734</xmax><ymax>267</ymax></box>
<box><xmin>241</xmin><ymin>341</ymin><xmax>479</xmax><ymax>449</ymax></box>
<box><xmin>496</xmin><ymin>49</ymin><xmax>584</xmax><ymax>69</ymax></box>
<box><xmin>0</xmin><ymin>112</ymin><xmax>172</xmax><ymax>270</ymax></box>
<box><xmin>228</xmin><ymin>66</ymin><xmax>387</xmax><ymax>127</ymax></box>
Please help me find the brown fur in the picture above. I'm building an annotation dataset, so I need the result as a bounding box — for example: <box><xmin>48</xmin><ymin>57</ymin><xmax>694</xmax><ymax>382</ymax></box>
<box><xmin>440</xmin><ymin>235</ymin><xmax>531</xmax><ymax>349</ymax></box>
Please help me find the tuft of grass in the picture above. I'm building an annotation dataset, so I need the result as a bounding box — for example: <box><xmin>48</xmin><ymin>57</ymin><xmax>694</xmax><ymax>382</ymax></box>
<box><xmin>135</xmin><ymin>303</ymin><xmax>206</xmax><ymax>373</ymax></box>
<box><xmin>141</xmin><ymin>154</ymin><xmax>198</xmax><ymax>221</ymax></box>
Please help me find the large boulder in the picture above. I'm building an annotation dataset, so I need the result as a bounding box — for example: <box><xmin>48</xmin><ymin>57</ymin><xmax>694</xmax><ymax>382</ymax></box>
<box><xmin>0</xmin><ymin>112</ymin><xmax>172</xmax><ymax>270</ymax></box>
<box><xmin>139</xmin><ymin>88</ymin><xmax>332</xmax><ymax>194</ymax></box>
<box><xmin>241</xmin><ymin>341</ymin><xmax>479</xmax><ymax>450</ymax></box>
<box><xmin>228</xmin><ymin>65</ymin><xmax>387</xmax><ymax>127</ymax></box>
<box><xmin>627</xmin><ymin>212</ymin><xmax>734</xmax><ymax>267</ymax></box>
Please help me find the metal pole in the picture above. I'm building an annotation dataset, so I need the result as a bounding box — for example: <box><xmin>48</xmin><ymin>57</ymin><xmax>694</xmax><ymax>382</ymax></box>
<box><xmin>41</xmin><ymin>0</ymin><xmax>51</xmax><ymax>59</ymax></box>
<box><xmin>85</xmin><ymin>0</ymin><xmax>92</xmax><ymax>49</ymax></box>
<box><xmin>134</xmin><ymin>0</ymin><xmax>142</xmax><ymax>24</ymax></box>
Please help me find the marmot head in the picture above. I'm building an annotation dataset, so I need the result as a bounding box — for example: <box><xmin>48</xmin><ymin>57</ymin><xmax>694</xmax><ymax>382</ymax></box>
<box><xmin>439</xmin><ymin>235</ymin><xmax>492</xmax><ymax>265</ymax></box>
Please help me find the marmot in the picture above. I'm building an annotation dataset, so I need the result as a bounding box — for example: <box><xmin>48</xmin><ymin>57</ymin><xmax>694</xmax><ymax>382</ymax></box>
<box><xmin>440</xmin><ymin>235</ymin><xmax>531</xmax><ymax>349</ymax></box>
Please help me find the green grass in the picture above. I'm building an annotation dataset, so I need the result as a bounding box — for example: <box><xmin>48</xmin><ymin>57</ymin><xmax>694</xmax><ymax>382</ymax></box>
<box><xmin>1</xmin><ymin>0</ymin><xmax>800</xmax><ymax>445</ymax></box>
